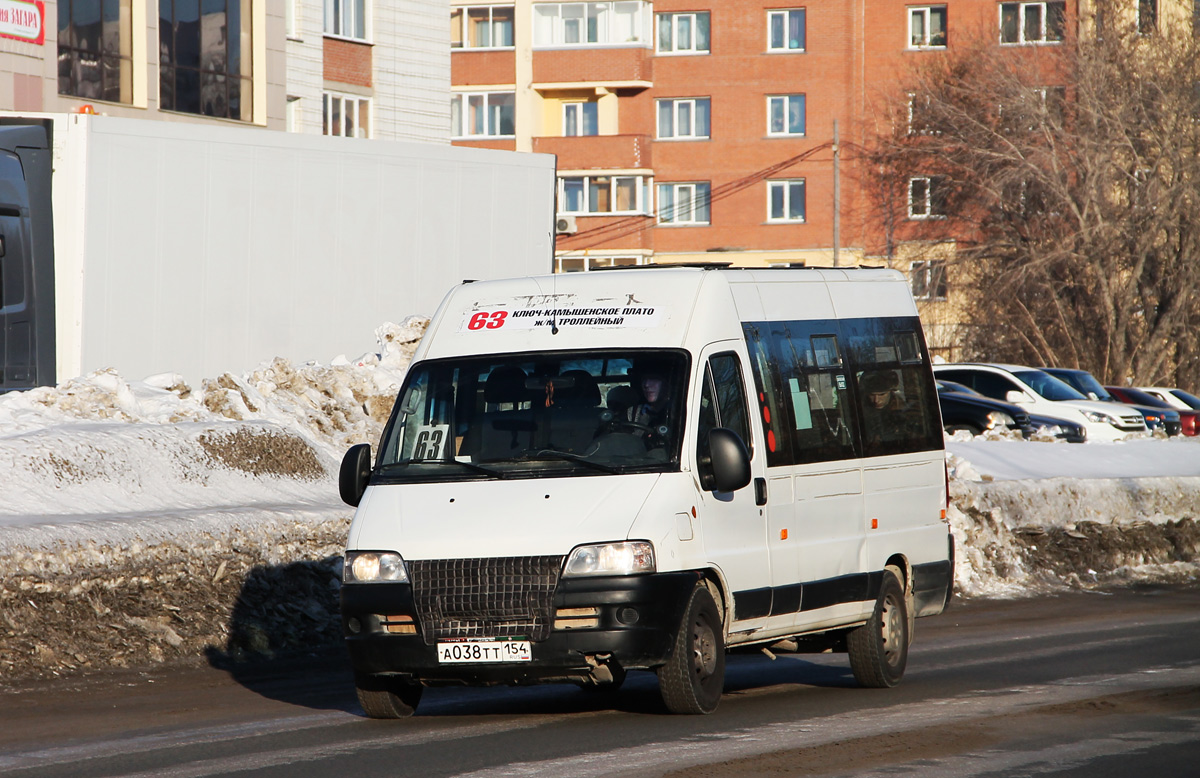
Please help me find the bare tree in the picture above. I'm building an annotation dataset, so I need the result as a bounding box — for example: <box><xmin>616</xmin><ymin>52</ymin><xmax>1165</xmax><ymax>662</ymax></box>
<box><xmin>862</xmin><ymin>12</ymin><xmax>1200</xmax><ymax>389</ymax></box>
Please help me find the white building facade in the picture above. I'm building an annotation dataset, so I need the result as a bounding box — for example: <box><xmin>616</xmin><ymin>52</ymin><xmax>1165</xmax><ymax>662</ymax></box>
<box><xmin>285</xmin><ymin>0</ymin><xmax>450</xmax><ymax>142</ymax></box>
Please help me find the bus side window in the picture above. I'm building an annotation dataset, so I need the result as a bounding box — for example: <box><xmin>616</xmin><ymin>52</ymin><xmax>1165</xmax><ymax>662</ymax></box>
<box><xmin>843</xmin><ymin>317</ymin><xmax>942</xmax><ymax>456</ymax></box>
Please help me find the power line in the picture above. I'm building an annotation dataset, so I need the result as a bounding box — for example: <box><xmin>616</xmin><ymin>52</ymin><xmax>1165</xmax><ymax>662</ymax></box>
<box><xmin>557</xmin><ymin>142</ymin><xmax>836</xmax><ymax>252</ymax></box>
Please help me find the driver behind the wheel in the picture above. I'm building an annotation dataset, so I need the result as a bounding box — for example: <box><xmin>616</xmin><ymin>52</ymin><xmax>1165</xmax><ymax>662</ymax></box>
<box><xmin>629</xmin><ymin>363</ymin><xmax>673</xmax><ymax>449</ymax></box>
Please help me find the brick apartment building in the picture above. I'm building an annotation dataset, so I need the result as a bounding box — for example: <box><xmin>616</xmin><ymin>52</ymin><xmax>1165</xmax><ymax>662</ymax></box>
<box><xmin>450</xmin><ymin>0</ymin><xmax>1096</xmax><ymax>353</ymax></box>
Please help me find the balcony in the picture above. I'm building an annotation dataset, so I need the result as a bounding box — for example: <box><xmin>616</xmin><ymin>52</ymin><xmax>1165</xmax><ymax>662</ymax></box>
<box><xmin>533</xmin><ymin>47</ymin><xmax>653</xmax><ymax>87</ymax></box>
<box><xmin>533</xmin><ymin>134</ymin><xmax>651</xmax><ymax>171</ymax></box>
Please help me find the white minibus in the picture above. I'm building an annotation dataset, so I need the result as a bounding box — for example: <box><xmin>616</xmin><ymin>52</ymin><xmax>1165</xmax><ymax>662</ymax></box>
<box><xmin>338</xmin><ymin>266</ymin><xmax>953</xmax><ymax>716</ymax></box>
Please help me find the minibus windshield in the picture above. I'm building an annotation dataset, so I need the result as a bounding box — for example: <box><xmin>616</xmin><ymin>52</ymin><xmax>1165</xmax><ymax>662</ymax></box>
<box><xmin>375</xmin><ymin>349</ymin><xmax>690</xmax><ymax>480</ymax></box>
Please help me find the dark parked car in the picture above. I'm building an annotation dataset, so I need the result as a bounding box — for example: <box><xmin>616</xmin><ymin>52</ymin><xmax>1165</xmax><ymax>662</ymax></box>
<box><xmin>1041</xmin><ymin>367</ymin><xmax>1178</xmax><ymax>436</ymax></box>
<box><xmin>936</xmin><ymin>379</ymin><xmax>1029</xmax><ymax>436</ymax></box>
<box><xmin>1107</xmin><ymin>386</ymin><xmax>1199</xmax><ymax>437</ymax></box>
<box><xmin>936</xmin><ymin>380</ymin><xmax>1087</xmax><ymax>442</ymax></box>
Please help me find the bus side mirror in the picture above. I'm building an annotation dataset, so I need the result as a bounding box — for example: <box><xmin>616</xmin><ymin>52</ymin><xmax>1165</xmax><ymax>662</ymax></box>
<box><xmin>706</xmin><ymin>428</ymin><xmax>751</xmax><ymax>493</ymax></box>
<box><xmin>340</xmin><ymin>444</ymin><xmax>372</xmax><ymax>506</ymax></box>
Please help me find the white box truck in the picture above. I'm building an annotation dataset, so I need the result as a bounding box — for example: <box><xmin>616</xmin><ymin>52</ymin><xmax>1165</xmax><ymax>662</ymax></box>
<box><xmin>337</xmin><ymin>265</ymin><xmax>954</xmax><ymax>716</ymax></box>
<box><xmin>0</xmin><ymin>114</ymin><xmax>556</xmax><ymax>389</ymax></box>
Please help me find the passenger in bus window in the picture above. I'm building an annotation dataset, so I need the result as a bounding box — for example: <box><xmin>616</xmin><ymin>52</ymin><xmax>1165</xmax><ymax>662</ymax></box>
<box><xmin>860</xmin><ymin>369</ymin><xmax>913</xmax><ymax>447</ymax></box>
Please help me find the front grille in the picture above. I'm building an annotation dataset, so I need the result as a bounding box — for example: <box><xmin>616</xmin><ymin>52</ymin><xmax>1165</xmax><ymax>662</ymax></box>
<box><xmin>409</xmin><ymin>556</ymin><xmax>563</xmax><ymax>644</ymax></box>
<box><xmin>1117</xmin><ymin>414</ymin><xmax>1145</xmax><ymax>429</ymax></box>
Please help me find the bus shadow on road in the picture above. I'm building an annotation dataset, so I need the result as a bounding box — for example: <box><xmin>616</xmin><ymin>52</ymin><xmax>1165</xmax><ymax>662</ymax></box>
<box><xmin>204</xmin><ymin>556</ymin><xmax>356</xmax><ymax>713</ymax></box>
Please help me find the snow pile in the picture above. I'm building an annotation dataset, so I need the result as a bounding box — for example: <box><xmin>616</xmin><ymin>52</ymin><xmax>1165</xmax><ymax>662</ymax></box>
<box><xmin>946</xmin><ymin>436</ymin><xmax>1200</xmax><ymax>596</ymax></box>
<box><xmin>0</xmin><ymin>318</ymin><xmax>427</xmax><ymax>550</ymax></box>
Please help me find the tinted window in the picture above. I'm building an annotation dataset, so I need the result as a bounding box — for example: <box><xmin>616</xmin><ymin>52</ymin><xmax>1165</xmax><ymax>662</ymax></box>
<box><xmin>1112</xmin><ymin>387</ymin><xmax>1168</xmax><ymax>407</ymax></box>
<box><xmin>1013</xmin><ymin>370</ymin><xmax>1086</xmax><ymax>401</ymax></box>
<box><xmin>1170</xmin><ymin>389</ymin><xmax>1200</xmax><ymax>409</ymax></box>
<box><xmin>743</xmin><ymin>316</ymin><xmax>939</xmax><ymax>463</ymax></box>
<box><xmin>841</xmin><ymin>317</ymin><xmax>942</xmax><ymax>457</ymax></box>
<box><xmin>770</xmin><ymin>321</ymin><xmax>858</xmax><ymax>464</ymax></box>
<box><xmin>743</xmin><ymin>322</ymin><xmax>794</xmax><ymax>466</ymax></box>
<box><xmin>970</xmin><ymin>371</ymin><xmax>1022</xmax><ymax>400</ymax></box>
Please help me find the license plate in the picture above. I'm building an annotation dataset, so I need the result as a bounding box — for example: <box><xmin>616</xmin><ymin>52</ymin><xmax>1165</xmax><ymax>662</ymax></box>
<box><xmin>436</xmin><ymin>639</ymin><xmax>532</xmax><ymax>664</ymax></box>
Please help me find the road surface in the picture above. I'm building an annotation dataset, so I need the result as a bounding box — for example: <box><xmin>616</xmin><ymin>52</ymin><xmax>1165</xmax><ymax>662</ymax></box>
<box><xmin>1</xmin><ymin>585</ymin><xmax>1198</xmax><ymax>777</ymax></box>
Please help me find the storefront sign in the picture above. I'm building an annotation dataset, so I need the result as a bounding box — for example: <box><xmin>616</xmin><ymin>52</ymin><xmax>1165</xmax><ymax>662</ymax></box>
<box><xmin>0</xmin><ymin>0</ymin><xmax>44</xmax><ymax>45</ymax></box>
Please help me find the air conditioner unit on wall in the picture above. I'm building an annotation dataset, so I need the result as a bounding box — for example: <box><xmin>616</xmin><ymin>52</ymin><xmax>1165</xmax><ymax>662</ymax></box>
<box><xmin>555</xmin><ymin>215</ymin><xmax>577</xmax><ymax>235</ymax></box>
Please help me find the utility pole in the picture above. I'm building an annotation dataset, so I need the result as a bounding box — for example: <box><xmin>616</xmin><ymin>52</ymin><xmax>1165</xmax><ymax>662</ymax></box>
<box><xmin>832</xmin><ymin>120</ymin><xmax>841</xmax><ymax>268</ymax></box>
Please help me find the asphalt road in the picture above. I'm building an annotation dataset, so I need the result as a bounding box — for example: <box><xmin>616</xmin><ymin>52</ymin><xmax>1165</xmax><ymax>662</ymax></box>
<box><xmin>2</xmin><ymin>585</ymin><xmax>1199</xmax><ymax>777</ymax></box>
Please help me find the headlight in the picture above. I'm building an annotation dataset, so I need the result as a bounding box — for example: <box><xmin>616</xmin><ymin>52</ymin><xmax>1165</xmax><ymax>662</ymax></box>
<box><xmin>563</xmin><ymin>541</ymin><xmax>655</xmax><ymax>577</ymax></box>
<box><xmin>986</xmin><ymin>411</ymin><xmax>1015</xmax><ymax>429</ymax></box>
<box><xmin>344</xmin><ymin>551</ymin><xmax>409</xmax><ymax>583</ymax></box>
<box><xmin>1080</xmin><ymin>410</ymin><xmax>1118</xmax><ymax>426</ymax></box>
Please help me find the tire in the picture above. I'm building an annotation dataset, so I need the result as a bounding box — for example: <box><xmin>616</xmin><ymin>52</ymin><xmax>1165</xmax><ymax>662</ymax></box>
<box><xmin>847</xmin><ymin>569</ymin><xmax>909</xmax><ymax>688</ymax></box>
<box><xmin>658</xmin><ymin>583</ymin><xmax>725</xmax><ymax>714</ymax></box>
<box><xmin>945</xmin><ymin>424</ymin><xmax>981</xmax><ymax>437</ymax></box>
<box><xmin>355</xmin><ymin>672</ymin><xmax>423</xmax><ymax>718</ymax></box>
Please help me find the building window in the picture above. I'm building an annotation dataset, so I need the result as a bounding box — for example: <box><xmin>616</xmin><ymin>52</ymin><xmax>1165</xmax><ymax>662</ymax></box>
<box><xmin>999</xmin><ymin>2</ymin><xmax>1065</xmax><ymax>44</ymax></box>
<box><xmin>768</xmin><ymin>180</ymin><xmax>806</xmax><ymax>222</ymax></box>
<box><xmin>908</xmin><ymin>6</ymin><xmax>947</xmax><ymax>48</ymax></box>
<box><xmin>451</xmin><ymin>92</ymin><xmax>516</xmax><ymax>137</ymax></box>
<box><xmin>657</xmin><ymin>97</ymin><xmax>710</xmax><ymax>139</ymax></box>
<box><xmin>563</xmin><ymin>102</ymin><xmax>599</xmax><ymax>136</ymax></box>
<box><xmin>58</xmin><ymin>0</ymin><xmax>134</xmax><ymax>102</ymax></box>
<box><xmin>1138</xmin><ymin>0</ymin><xmax>1156</xmax><ymax>34</ymax></box>
<box><xmin>656</xmin><ymin>11</ymin><xmax>709</xmax><ymax>53</ymax></box>
<box><xmin>159</xmin><ymin>0</ymin><xmax>254</xmax><ymax>120</ymax></box>
<box><xmin>657</xmin><ymin>182</ymin><xmax>711</xmax><ymax>224</ymax></box>
<box><xmin>559</xmin><ymin>175</ymin><xmax>647</xmax><ymax>214</ymax></box>
<box><xmin>767</xmin><ymin>9</ymin><xmax>806</xmax><ymax>51</ymax></box>
<box><xmin>911</xmin><ymin>260</ymin><xmax>948</xmax><ymax>300</ymax></box>
<box><xmin>325</xmin><ymin>0</ymin><xmax>366</xmax><ymax>39</ymax></box>
<box><xmin>452</xmin><ymin>5</ymin><xmax>515</xmax><ymax>48</ymax></box>
<box><xmin>556</xmin><ymin>255</ymin><xmax>645</xmax><ymax>272</ymax></box>
<box><xmin>768</xmin><ymin>94</ymin><xmax>806</xmax><ymax>136</ymax></box>
<box><xmin>532</xmin><ymin>2</ymin><xmax>648</xmax><ymax>46</ymax></box>
<box><xmin>908</xmin><ymin>176</ymin><xmax>947</xmax><ymax>219</ymax></box>
<box><xmin>324</xmin><ymin>93</ymin><xmax>370</xmax><ymax>137</ymax></box>
<box><xmin>907</xmin><ymin>92</ymin><xmax>938</xmax><ymax>135</ymax></box>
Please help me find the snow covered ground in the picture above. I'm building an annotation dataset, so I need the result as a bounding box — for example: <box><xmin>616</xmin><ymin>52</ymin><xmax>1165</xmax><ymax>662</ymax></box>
<box><xmin>1</xmin><ymin>320</ymin><xmax>1198</xmax><ymax>596</ymax></box>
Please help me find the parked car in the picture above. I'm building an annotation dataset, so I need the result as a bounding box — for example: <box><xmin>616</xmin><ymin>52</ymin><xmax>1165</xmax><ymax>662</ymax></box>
<box><xmin>932</xmin><ymin>363</ymin><xmax>1146</xmax><ymax>441</ymax></box>
<box><xmin>1107</xmin><ymin>386</ymin><xmax>1199</xmax><ymax>437</ymax></box>
<box><xmin>1138</xmin><ymin>387</ymin><xmax>1200</xmax><ymax>414</ymax></box>
<box><xmin>1041</xmin><ymin>367</ymin><xmax>1181</xmax><ymax>436</ymax></box>
<box><xmin>936</xmin><ymin>379</ymin><xmax>1029</xmax><ymax>436</ymax></box>
<box><xmin>937</xmin><ymin>380</ymin><xmax>1086</xmax><ymax>442</ymax></box>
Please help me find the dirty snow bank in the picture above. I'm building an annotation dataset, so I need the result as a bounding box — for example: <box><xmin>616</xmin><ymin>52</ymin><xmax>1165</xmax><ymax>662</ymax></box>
<box><xmin>946</xmin><ymin>436</ymin><xmax>1200</xmax><ymax>597</ymax></box>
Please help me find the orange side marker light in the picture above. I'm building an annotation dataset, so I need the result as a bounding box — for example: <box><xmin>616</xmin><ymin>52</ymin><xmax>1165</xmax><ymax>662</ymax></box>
<box><xmin>780</xmin><ymin>528</ymin><xmax>788</xmax><ymax>540</ymax></box>
<box><xmin>871</xmin><ymin>518</ymin><xmax>879</xmax><ymax>530</ymax></box>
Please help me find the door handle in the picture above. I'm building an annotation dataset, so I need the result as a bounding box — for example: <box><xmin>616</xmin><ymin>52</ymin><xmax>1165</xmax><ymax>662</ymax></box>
<box><xmin>754</xmin><ymin>477</ymin><xmax>767</xmax><ymax>506</ymax></box>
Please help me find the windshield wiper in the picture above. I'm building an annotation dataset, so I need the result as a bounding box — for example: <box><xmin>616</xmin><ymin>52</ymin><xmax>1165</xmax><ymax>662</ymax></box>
<box><xmin>525</xmin><ymin>450</ymin><xmax>622</xmax><ymax>474</ymax></box>
<box><xmin>384</xmin><ymin>459</ymin><xmax>508</xmax><ymax>479</ymax></box>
